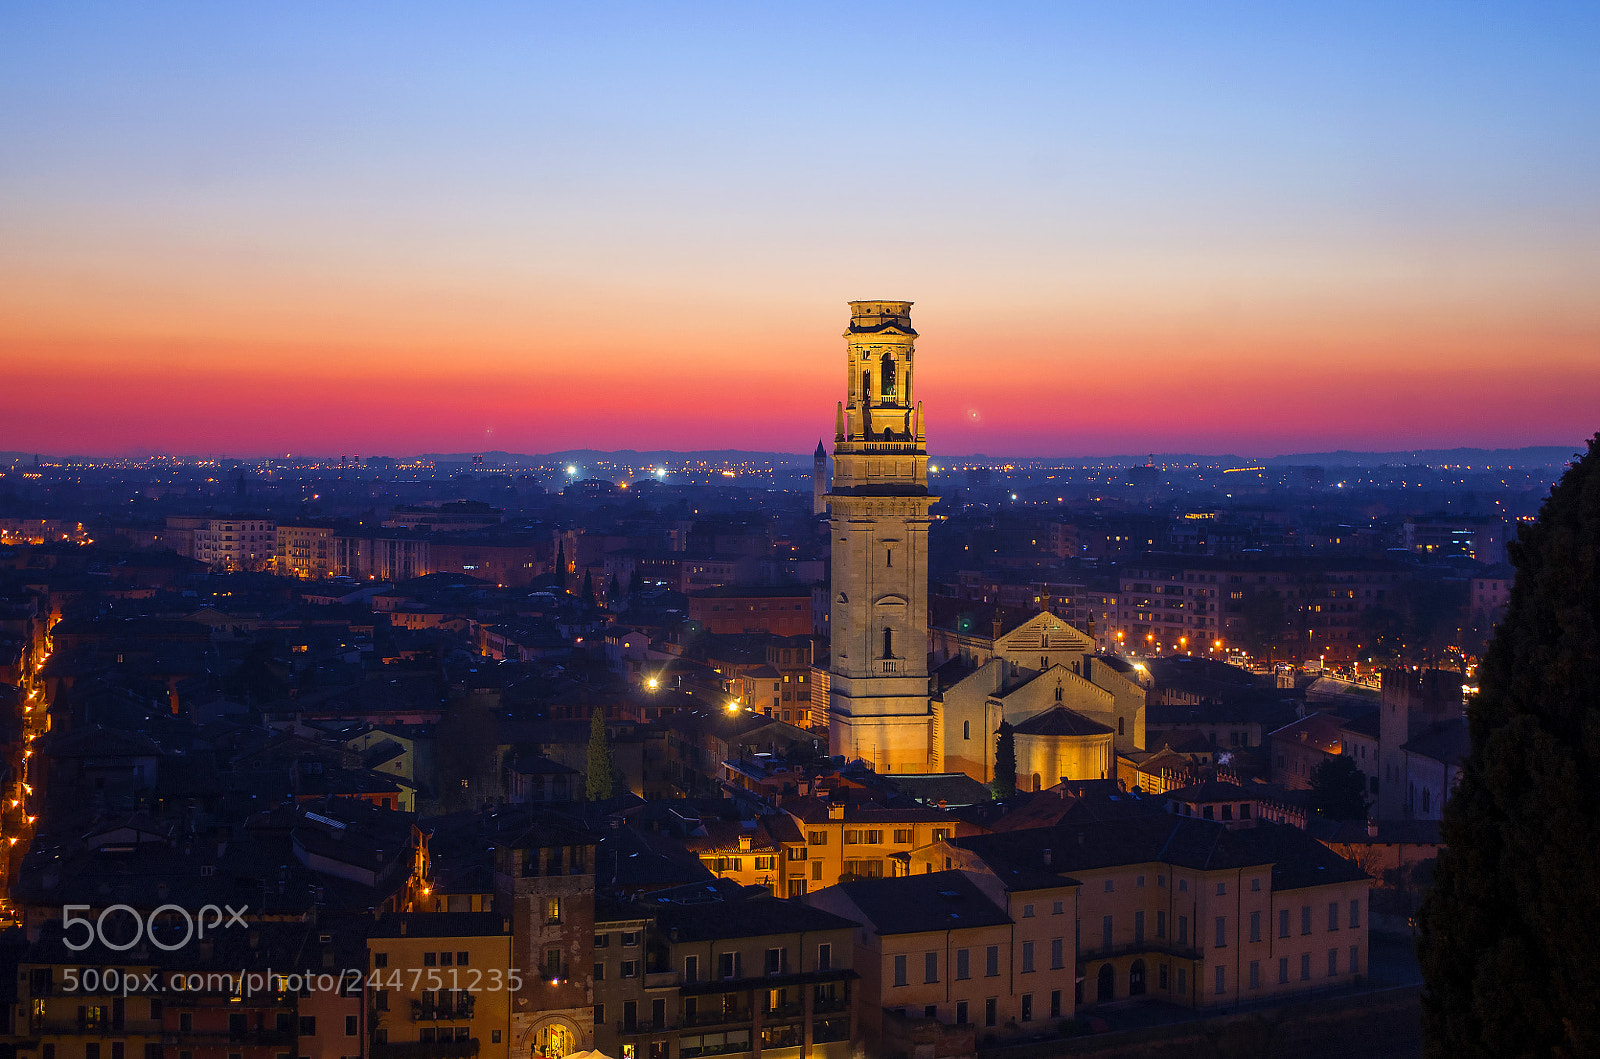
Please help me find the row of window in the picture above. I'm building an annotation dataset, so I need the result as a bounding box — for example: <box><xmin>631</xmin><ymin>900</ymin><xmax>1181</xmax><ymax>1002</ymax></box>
<box><xmin>677</xmin><ymin>944</ymin><xmax>833</xmax><ymax>984</ymax></box>
<box><xmin>893</xmin><ymin>944</ymin><xmax>1018</xmax><ymax>986</ymax></box>
<box><xmin>907</xmin><ymin>991</ymin><xmax>1065</xmax><ymax>1028</ymax></box>
<box><xmin>807</xmin><ymin>828</ymin><xmax>951</xmax><ymax>846</ymax></box>
<box><xmin>371</xmin><ymin>950</ymin><xmax>473</xmax><ymax>968</ymax></box>
<box><xmin>1229</xmin><ymin>946</ymin><xmax>1360</xmax><ymax>991</ymax></box>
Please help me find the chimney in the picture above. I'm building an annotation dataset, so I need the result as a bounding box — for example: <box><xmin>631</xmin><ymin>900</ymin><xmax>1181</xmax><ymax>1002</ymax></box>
<box><xmin>1041</xmin><ymin>848</ymin><xmax>1052</xmax><ymax>866</ymax></box>
<box><xmin>1366</xmin><ymin>820</ymin><xmax>1379</xmax><ymax>838</ymax></box>
<box><xmin>992</xmin><ymin>617</ymin><xmax>1003</xmax><ymax>640</ymax></box>
<box><xmin>828</xmin><ymin>804</ymin><xmax>845</xmax><ymax>820</ymax></box>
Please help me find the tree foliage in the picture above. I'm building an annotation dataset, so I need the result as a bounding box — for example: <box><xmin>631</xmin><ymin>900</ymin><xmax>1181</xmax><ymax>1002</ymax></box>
<box><xmin>1307</xmin><ymin>754</ymin><xmax>1369</xmax><ymax>821</ymax></box>
<box><xmin>992</xmin><ymin>721</ymin><xmax>1017</xmax><ymax>799</ymax></box>
<box><xmin>435</xmin><ymin>692</ymin><xmax>499</xmax><ymax>813</ymax></box>
<box><xmin>585</xmin><ymin>708</ymin><xmax>615</xmax><ymax>801</ymax></box>
<box><xmin>1417</xmin><ymin>435</ymin><xmax>1600</xmax><ymax>1059</ymax></box>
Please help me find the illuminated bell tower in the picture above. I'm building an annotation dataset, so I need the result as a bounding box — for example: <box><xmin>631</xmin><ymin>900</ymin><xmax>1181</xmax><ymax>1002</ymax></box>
<box><xmin>827</xmin><ymin>300</ymin><xmax>938</xmax><ymax>773</ymax></box>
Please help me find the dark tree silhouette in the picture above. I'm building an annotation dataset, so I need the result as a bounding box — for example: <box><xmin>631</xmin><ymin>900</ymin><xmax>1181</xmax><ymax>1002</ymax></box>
<box><xmin>585</xmin><ymin>708</ymin><xmax>615</xmax><ymax>801</ymax></box>
<box><xmin>1417</xmin><ymin>435</ymin><xmax>1600</xmax><ymax>1058</ymax></box>
<box><xmin>580</xmin><ymin>570</ymin><xmax>596</xmax><ymax>607</ymax></box>
<box><xmin>1308</xmin><ymin>755</ymin><xmax>1369</xmax><ymax>821</ymax></box>
<box><xmin>991</xmin><ymin>720</ymin><xmax>1017</xmax><ymax>799</ymax></box>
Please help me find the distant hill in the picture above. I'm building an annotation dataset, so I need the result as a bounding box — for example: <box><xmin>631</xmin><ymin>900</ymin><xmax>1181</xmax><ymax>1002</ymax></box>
<box><xmin>4</xmin><ymin>445</ymin><xmax>1582</xmax><ymax>469</ymax></box>
<box><xmin>419</xmin><ymin>446</ymin><xmax>1581</xmax><ymax>469</ymax></box>
<box><xmin>418</xmin><ymin>448</ymin><xmax>815</xmax><ymax>466</ymax></box>
<box><xmin>1253</xmin><ymin>446</ymin><xmax>1581</xmax><ymax>469</ymax></box>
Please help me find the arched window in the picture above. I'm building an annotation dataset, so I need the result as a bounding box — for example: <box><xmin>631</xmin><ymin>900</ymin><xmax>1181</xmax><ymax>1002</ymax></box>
<box><xmin>1055</xmin><ymin>686</ymin><xmax>1063</xmax><ymax>702</ymax></box>
<box><xmin>1032</xmin><ymin>773</ymin><xmax>1042</xmax><ymax>792</ymax></box>
<box><xmin>883</xmin><ymin>627</ymin><xmax>894</xmax><ymax>659</ymax></box>
<box><xmin>1118</xmin><ymin>717</ymin><xmax>1125</xmax><ymax>736</ymax></box>
<box><xmin>963</xmin><ymin>721</ymin><xmax>970</xmax><ymax>740</ymax></box>
<box><xmin>862</xmin><ymin>370</ymin><xmax>871</xmax><ymax>403</ymax></box>
<box><xmin>881</xmin><ymin>352</ymin><xmax>897</xmax><ymax>399</ymax></box>
<box><xmin>1097</xmin><ymin>963</ymin><xmax>1114</xmax><ymax>1003</ymax></box>
<box><xmin>1129</xmin><ymin>960</ymin><xmax>1147</xmax><ymax>996</ymax></box>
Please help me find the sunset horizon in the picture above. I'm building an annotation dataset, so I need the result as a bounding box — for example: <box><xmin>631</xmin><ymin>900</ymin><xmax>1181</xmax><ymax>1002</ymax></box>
<box><xmin>6</xmin><ymin>3</ymin><xmax>1598</xmax><ymax>459</ymax></box>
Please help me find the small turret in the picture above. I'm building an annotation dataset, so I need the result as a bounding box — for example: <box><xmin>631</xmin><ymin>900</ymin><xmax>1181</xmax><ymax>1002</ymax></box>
<box><xmin>813</xmin><ymin>441</ymin><xmax>828</xmax><ymax>515</ymax></box>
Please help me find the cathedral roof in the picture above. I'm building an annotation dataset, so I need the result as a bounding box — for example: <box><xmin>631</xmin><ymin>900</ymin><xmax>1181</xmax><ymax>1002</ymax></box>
<box><xmin>1010</xmin><ymin>706</ymin><xmax>1114</xmax><ymax>738</ymax></box>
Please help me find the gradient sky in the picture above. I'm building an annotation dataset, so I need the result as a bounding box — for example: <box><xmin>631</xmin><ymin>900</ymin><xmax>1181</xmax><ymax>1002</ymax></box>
<box><xmin>4</xmin><ymin>2</ymin><xmax>1599</xmax><ymax>458</ymax></box>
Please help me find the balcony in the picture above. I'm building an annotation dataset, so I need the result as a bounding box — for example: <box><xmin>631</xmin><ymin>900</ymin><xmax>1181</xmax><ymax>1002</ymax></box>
<box><xmin>812</xmin><ymin>996</ymin><xmax>850</xmax><ymax>1015</ymax></box>
<box><xmin>412</xmin><ymin>997</ymin><xmax>476</xmax><ymax>1021</ymax></box>
<box><xmin>618</xmin><ymin>1018</ymin><xmax>672</xmax><ymax>1035</ymax></box>
<box><xmin>644</xmin><ymin>971</ymin><xmax>679</xmax><ymax>989</ymax></box>
<box><xmin>681</xmin><ymin>1008</ymin><xmax>752</xmax><ymax>1028</ymax></box>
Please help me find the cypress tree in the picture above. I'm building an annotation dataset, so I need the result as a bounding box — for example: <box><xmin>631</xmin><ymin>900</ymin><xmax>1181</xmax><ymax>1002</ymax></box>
<box><xmin>585</xmin><ymin>708</ymin><xmax>614</xmax><ymax>801</ymax></box>
<box><xmin>992</xmin><ymin>720</ymin><xmax>1017</xmax><ymax>799</ymax></box>
<box><xmin>554</xmin><ymin>542</ymin><xmax>567</xmax><ymax>590</ymax></box>
<box><xmin>580</xmin><ymin>570</ymin><xmax>596</xmax><ymax>607</ymax></box>
<box><xmin>1417</xmin><ymin>435</ymin><xmax>1600</xmax><ymax>1058</ymax></box>
<box><xmin>1307</xmin><ymin>755</ymin><xmax>1369</xmax><ymax>822</ymax></box>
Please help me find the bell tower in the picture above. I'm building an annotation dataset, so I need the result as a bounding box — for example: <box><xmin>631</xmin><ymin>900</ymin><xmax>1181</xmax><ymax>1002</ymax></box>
<box><xmin>827</xmin><ymin>300</ymin><xmax>938</xmax><ymax>773</ymax></box>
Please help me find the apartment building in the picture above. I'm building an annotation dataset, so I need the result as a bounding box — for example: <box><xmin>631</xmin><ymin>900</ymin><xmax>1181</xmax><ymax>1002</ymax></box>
<box><xmin>191</xmin><ymin>517</ymin><xmax>276</xmax><ymax>572</ymax></box>
<box><xmin>780</xmin><ymin>796</ymin><xmax>959</xmax><ymax>895</ymax></box>
<box><xmin>367</xmin><ymin>913</ymin><xmax>514</xmax><ymax>1059</ymax></box>
<box><xmin>807</xmin><ymin>868</ymin><xmax>1078</xmax><ymax>1052</ymax></box>
<box><xmin>917</xmin><ymin>803</ymin><xmax>1369</xmax><ymax>1011</ymax></box>
<box><xmin>275</xmin><ymin>522</ymin><xmax>339</xmax><ymax>579</ymax></box>
<box><xmin>1116</xmin><ymin>557</ymin><xmax>1413</xmax><ymax>662</ymax></box>
<box><xmin>592</xmin><ymin>887</ymin><xmax>858</xmax><ymax>1059</ymax></box>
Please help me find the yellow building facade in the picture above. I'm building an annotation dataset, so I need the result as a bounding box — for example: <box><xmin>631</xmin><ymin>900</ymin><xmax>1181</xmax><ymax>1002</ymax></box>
<box><xmin>367</xmin><ymin>912</ymin><xmax>514</xmax><ymax>1059</ymax></box>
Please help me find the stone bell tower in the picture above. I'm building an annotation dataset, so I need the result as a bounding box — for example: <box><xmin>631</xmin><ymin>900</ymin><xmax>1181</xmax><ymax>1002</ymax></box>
<box><xmin>827</xmin><ymin>300</ymin><xmax>938</xmax><ymax>773</ymax></box>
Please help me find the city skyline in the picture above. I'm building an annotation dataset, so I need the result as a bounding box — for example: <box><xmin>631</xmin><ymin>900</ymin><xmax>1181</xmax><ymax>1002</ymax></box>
<box><xmin>5</xmin><ymin>2</ymin><xmax>1599</xmax><ymax>456</ymax></box>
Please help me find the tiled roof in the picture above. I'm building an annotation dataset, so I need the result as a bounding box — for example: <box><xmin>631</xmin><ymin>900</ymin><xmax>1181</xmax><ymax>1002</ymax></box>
<box><xmin>831</xmin><ymin>870</ymin><xmax>1011</xmax><ymax>935</ymax></box>
<box><xmin>1011</xmin><ymin>706</ymin><xmax>1113</xmax><ymax>738</ymax></box>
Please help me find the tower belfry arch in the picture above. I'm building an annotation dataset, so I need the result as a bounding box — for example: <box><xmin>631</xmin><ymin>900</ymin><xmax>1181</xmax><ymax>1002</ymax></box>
<box><xmin>827</xmin><ymin>300</ymin><xmax>938</xmax><ymax>773</ymax></box>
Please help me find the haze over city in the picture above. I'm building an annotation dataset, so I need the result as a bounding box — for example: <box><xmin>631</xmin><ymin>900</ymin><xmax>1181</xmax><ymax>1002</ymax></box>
<box><xmin>5</xmin><ymin>2</ymin><xmax>1599</xmax><ymax>457</ymax></box>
